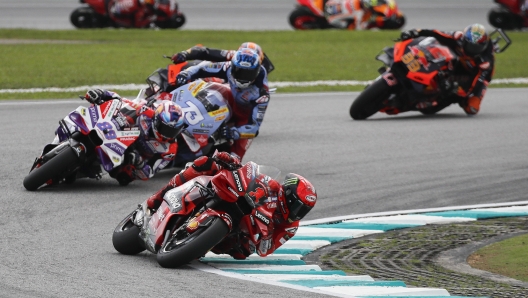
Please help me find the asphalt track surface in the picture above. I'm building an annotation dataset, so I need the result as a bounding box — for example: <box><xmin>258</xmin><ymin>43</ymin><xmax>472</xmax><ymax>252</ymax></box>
<box><xmin>2</xmin><ymin>89</ymin><xmax>528</xmax><ymax>297</ymax></box>
<box><xmin>1</xmin><ymin>1</ymin><xmax>527</xmax><ymax>297</ymax></box>
<box><xmin>0</xmin><ymin>0</ymin><xmax>496</xmax><ymax>31</ymax></box>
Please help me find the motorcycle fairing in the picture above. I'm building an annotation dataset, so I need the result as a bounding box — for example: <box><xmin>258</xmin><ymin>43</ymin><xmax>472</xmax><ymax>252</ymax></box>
<box><xmin>170</xmin><ymin>80</ymin><xmax>231</xmax><ymax>153</ymax></box>
<box><xmin>393</xmin><ymin>37</ymin><xmax>456</xmax><ymax>88</ymax></box>
<box><xmin>61</xmin><ymin>99</ymin><xmax>141</xmax><ymax>172</ymax></box>
<box><xmin>189</xmin><ymin>208</ymin><xmax>234</xmax><ymax>231</ymax></box>
<box><xmin>167</xmin><ymin>63</ymin><xmax>188</xmax><ymax>86</ymax></box>
<box><xmin>393</xmin><ymin>39</ymin><xmax>413</xmax><ymax>63</ymax></box>
<box><xmin>146</xmin><ymin>176</ymin><xmax>213</xmax><ymax>249</ymax></box>
<box><xmin>82</xmin><ymin>0</ymin><xmax>107</xmax><ymax>16</ymax></box>
<box><xmin>297</xmin><ymin>0</ymin><xmax>324</xmax><ymax>16</ymax></box>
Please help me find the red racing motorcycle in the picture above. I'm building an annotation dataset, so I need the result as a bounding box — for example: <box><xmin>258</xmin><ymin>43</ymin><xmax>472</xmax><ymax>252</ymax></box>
<box><xmin>70</xmin><ymin>0</ymin><xmax>185</xmax><ymax>29</ymax></box>
<box><xmin>349</xmin><ymin>29</ymin><xmax>511</xmax><ymax>120</ymax></box>
<box><xmin>112</xmin><ymin>153</ymin><xmax>281</xmax><ymax>268</ymax></box>
<box><xmin>488</xmin><ymin>0</ymin><xmax>528</xmax><ymax>30</ymax></box>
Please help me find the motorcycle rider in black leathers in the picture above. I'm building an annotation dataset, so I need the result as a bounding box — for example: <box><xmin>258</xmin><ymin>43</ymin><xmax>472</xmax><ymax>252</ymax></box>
<box><xmin>400</xmin><ymin>23</ymin><xmax>494</xmax><ymax>115</ymax></box>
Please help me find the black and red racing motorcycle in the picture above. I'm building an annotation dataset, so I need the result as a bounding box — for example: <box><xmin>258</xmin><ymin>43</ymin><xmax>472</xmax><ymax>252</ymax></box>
<box><xmin>70</xmin><ymin>0</ymin><xmax>185</xmax><ymax>29</ymax></box>
<box><xmin>112</xmin><ymin>152</ymin><xmax>281</xmax><ymax>268</ymax></box>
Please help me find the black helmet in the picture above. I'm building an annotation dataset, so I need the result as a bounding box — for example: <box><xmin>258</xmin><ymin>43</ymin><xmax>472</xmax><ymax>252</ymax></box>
<box><xmin>282</xmin><ymin>173</ymin><xmax>317</xmax><ymax>222</ymax></box>
<box><xmin>461</xmin><ymin>24</ymin><xmax>489</xmax><ymax>57</ymax></box>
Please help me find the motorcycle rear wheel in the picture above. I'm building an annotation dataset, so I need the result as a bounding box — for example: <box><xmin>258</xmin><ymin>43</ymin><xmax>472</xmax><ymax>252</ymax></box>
<box><xmin>156</xmin><ymin>217</ymin><xmax>229</xmax><ymax>268</ymax></box>
<box><xmin>23</xmin><ymin>146</ymin><xmax>79</xmax><ymax>191</ymax></box>
<box><xmin>112</xmin><ymin>211</ymin><xmax>145</xmax><ymax>255</ymax></box>
<box><xmin>349</xmin><ymin>78</ymin><xmax>392</xmax><ymax>120</ymax></box>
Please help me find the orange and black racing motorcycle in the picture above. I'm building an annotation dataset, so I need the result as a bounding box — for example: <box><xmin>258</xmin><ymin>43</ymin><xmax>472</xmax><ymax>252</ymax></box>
<box><xmin>349</xmin><ymin>29</ymin><xmax>511</xmax><ymax>120</ymax></box>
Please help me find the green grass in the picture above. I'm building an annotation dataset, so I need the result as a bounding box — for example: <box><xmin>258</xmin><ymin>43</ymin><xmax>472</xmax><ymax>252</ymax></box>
<box><xmin>1</xmin><ymin>28</ymin><xmax>528</xmax><ymax>100</ymax></box>
<box><xmin>468</xmin><ymin>233</ymin><xmax>528</xmax><ymax>282</ymax></box>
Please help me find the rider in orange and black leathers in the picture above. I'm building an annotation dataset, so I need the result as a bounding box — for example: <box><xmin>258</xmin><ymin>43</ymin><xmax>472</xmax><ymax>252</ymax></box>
<box><xmin>400</xmin><ymin>24</ymin><xmax>494</xmax><ymax>115</ymax></box>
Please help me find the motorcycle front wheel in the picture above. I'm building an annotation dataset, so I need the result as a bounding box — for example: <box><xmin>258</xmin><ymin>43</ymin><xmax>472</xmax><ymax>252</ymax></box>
<box><xmin>156</xmin><ymin>217</ymin><xmax>229</xmax><ymax>268</ymax></box>
<box><xmin>70</xmin><ymin>7</ymin><xmax>97</xmax><ymax>28</ymax></box>
<box><xmin>112</xmin><ymin>210</ymin><xmax>145</xmax><ymax>255</ymax></box>
<box><xmin>349</xmin><ymin>78</ymin><xmax>392</xmax><ymax>120</ymax></box>
<box><xmin>156</xmin><ymin>13</ymin><xmax>186</xmax><ymax>29</ymax></box>
<box><xmin>23</xmin><ymin>146</ymin><xmax>80</xmax><ymax>191</ymax></box>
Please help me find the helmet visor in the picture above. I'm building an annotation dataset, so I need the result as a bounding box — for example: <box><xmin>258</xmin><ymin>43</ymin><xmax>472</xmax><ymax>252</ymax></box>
<box><xmin>288</xmin><ymin>199</ymin><xmax>311</xmax><ymax>221</ymax></box>
<box><xmin>157</xmin><ymin>121</ymin><xmax>184</xmax><ymax>140</ymax></box>
<box><xmin>463</xmin><ymin>39</ymin><xmax>486</xmax><ymax>56</ymax></box>
<box><xmin>232</xmin><ymin>65</ymin><xmax>260</xmax><ymax>83</ymax></box>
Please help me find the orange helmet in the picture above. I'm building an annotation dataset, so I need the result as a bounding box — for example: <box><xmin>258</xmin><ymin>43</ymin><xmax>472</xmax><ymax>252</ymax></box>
<box><xmin>238</xmin><ymin>42</ymin><xmax>264</xmax><ymax>63</ymax></box>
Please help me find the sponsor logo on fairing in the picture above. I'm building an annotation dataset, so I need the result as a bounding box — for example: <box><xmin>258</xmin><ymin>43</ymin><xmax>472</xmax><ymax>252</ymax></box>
<box><xmin>105</xmin><ymin>142</ymin><xmax>126</xmax><ymax>156</ymax></box>
<box><xmin>165</xmin><ymin>192</ymin><xmax>182</xmax><ymax>211</ymax></box>
<box><xmin>192</xmin><ymin>129</ymin><xmax>209</xmax><ymax>134</ymax></box>
<box><xmin>227</xmin><ymin>186</ymin><xmax>239</xmax><ymax>197</ymax></box>
<box><xmin>220</xmin><ymin>213</ymin><xmax>233</xmax><ymax>227</ymax></box>
<box><xmin>89</xmin><ymin>107</ymin><xmax>99</xmax><ymax>126</ymax></box>
<box><xmin>118</xmin><ymin>137</ymin><xmax>137</xmax><ymax>142</ymax></box>
<box><xmin>246</xmin><ymin>163</ymin><xmax>254</xmax><ymax>179</ymax></box>
<box><xmin>247</xmin><ymin>187</ymin><xmax>266</xmax><ymax>203</ymax></box>
<box><xmin>285</xmin><ymin>227</ymin><xmax>298</xmax><ymax>234</ymax></box>
<box><xmin>233</xmin><ymin>172</ymin><xmax>243</xmax><ymax>192</ymax></box>
<box><xmin>279</xmin><ymin>201</ymin><xmax>287</xmax><ymax>215</ymax></box>
<box><xmin>254</xmin><ymin>210</ymin><xmax>270</xmax><ymax>225</ymax></box>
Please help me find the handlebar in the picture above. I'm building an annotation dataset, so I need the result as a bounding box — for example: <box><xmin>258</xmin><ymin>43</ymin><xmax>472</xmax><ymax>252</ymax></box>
<box><xmin>211</xmin><ymin>156</ymin><xmax>242</xmax><ymax>171</ymax></box>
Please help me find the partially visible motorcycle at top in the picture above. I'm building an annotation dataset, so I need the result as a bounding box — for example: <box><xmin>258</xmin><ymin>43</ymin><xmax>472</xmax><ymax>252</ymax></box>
<box><xmin>289</xmin><ymin>0</ymin><xmax>405</xmax><ymax>30</ymax></box>
<box><xmin>112</xmin><ymin>154</ymin><xmax>282</xmax><ymax>268</ymax></box>
<box><xmin>70</xmin><ymin>0</ymin><xmax>185</xmax><ymax>29</ymax></box>
<box><xmin>349</xmin><ymin>29</ymin><xmax>511</xmax><ymax>120</ymax></box>
<box><xmin>488</xmin><ymin>0</ymin><xmax>528</xmax><ymax>30</ymax></box>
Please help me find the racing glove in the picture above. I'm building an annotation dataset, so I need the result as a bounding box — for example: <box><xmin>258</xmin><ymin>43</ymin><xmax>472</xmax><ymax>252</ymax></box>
<box><xmin>85</xmin><ymin>89</ymin><xmax>115</xmax><ymax>105</ymax></box>
<box><xmin>175</xmin><ymin>71</ymin><xmax>191</xmax><ymax>87</ymax></box>
<box><xmin>213</xmin><ymin>151</ymin><xmax>241</xmax><ymax>167</ymax></box>
<box><xmin>400</xmin><ymin>29</ymin><xmax>420</xmax><ymax>41</ymax></box>
<box><xmin>128</xmin><ymin>150</ymin><xmax>145</xmax><ymax>168</ymax></box>
<box><xmin>221</xmin><ymin>126</ymin><xmax>240</xmax><ymax>140</ymax></box>
<box><xmin>171</xmin><ymin>51</ymin><xmax>188</xmax><ymax>64</ymax></box>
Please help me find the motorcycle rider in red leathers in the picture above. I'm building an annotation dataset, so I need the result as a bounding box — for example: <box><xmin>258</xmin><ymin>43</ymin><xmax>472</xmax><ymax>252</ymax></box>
<box><xmin>146</xmin><ymin>151</ymin><xmax>318</xmax><ymax>259</ymax></box>
<box><xmin>173</xmin><ymin>43</ymin><xmax>271</xmax><ymax>161</ymax></box>
<box><xmin>399</xmin><ymin>24</ymin><xmax>494</xmax><ymax>115</ymax></box>
<box><xmin>82</xmin><ymin>89</ymin><xmax>185</xmax><ymax>185</ymax></box>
